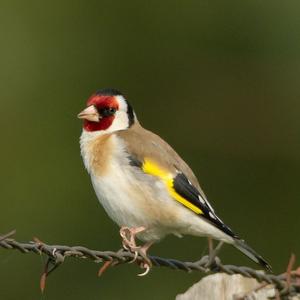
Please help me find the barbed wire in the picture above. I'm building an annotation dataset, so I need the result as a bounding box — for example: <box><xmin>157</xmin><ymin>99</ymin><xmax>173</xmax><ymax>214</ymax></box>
<box><xmin>0</xmin><ymin>231</ymin><xmax>299</xmax><ymax>298</ymax></box>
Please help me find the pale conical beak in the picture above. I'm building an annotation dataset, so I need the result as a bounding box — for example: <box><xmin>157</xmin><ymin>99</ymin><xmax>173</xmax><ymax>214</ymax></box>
<box><xmin>77</xmin><ymin>105</ymin><xmax>101</xmax><ymax>122</ymax></box>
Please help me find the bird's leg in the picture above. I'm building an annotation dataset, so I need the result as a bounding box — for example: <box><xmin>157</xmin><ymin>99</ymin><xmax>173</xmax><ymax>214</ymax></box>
<box><xmin>208</xmin><ymin>237</ymin><xmax>214</xmax><ymax>255</ymax></box>
<box><xmin>119</xmin><ymin>226</ymin><xmax>146</xmax><ymax>252</ymax></box>
<box><xmin>205</xmin><ymin>237</ymin><xmax>224</xmax><ymax>268</ymax></box>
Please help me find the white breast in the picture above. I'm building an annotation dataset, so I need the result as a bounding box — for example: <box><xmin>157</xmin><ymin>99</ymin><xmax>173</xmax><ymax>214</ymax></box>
<box><xmin>80</xmin><ymin>131</ymin><xmax>170</xmax><ymax>239</ymax></box>
<box><xmin>91</xmin><ymin>157</ymin><xmax>148</xmax><ymax>228</ymax></box>
<box><xmin>80</xmin><ymin>130</ymin><xmax>233</xmax><ymax>243</ymax></box>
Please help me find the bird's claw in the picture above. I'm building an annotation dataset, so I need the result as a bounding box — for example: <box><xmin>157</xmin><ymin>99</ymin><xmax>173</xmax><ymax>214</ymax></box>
<box><xmin>128</xmin><ymin>250</ymin><xmax>139</xmax><ymax>264</ymax></box>
<box><xmin>136</xmin><ymin>246</ymin><xmax>153</xmax><ymax>276</ymax></box>
<box><xmin>138</xmin><ymin>262</ymin><xmax>151</xmax><ymax>276</ymax></box>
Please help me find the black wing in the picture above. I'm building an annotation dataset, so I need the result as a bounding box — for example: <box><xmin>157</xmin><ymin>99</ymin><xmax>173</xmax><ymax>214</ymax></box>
<box><xmin>173</xmin><ymin>172</ymin><xmax>238</xmax><ymax>238</ymax></box>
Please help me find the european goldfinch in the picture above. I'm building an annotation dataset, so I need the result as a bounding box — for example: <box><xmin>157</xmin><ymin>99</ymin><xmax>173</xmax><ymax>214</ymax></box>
<box><xmin>78</xmin><ymin>88</ymin><xmax>270</xmax><ymax>274</ymax></box>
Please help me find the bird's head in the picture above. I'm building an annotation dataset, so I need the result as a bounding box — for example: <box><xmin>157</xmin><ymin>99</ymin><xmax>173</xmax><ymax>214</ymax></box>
<box><xmin>78</xmin><ymin>88</ymin><xmax>135</xmax><ymax>133</ymax></box>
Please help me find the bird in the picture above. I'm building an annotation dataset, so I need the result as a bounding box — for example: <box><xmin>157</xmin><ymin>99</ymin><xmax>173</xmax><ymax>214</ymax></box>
<box><xmin>78</xmin><ymin>88</ymin><xmax>271</xmax><ymax>275</ymax></box>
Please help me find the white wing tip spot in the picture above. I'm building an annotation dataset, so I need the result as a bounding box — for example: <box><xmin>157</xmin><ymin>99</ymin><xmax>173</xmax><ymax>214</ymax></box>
<box><xmin>198</xmin><ymin>195</ymin><xmax>206</xmax><ymax>204</ymax></box>
<box><xmin>209</xmin><ymin>212</ymin><xmax>216</xmax><ymax>219</ymax></box>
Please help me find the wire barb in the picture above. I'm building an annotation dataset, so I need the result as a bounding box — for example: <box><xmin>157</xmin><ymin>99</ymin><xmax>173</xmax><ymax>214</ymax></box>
<box><xmin>0</xmin><ymin>231</ymin><xmax>299</xmax><ymax>297</ymax></box>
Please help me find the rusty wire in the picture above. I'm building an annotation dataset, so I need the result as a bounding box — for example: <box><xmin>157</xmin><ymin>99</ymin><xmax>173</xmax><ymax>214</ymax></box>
<box><xmin>0</xmin><ymin>231</ymin><xmax>299</xmax><ymax>298</ymax></box>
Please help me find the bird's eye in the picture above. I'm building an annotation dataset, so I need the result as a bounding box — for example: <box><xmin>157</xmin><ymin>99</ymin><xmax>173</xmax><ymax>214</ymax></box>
<box><xmin>100</xmin><ymin>107</ymin><xmax>117</xmax><ymax>117</ymax></box>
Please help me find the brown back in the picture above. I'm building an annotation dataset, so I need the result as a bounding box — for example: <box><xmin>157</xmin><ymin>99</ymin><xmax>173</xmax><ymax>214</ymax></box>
<box><xmin>117</xmin><ymin>122</ymin><xmax>206</xmax><ymax>197</ymax></box>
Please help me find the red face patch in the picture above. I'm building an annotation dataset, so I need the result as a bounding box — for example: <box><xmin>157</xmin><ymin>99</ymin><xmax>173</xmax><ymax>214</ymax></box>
<box><xmin>83</xmin><ymin>94</ymin><xmax>119</xmax><ymax>132</ymax></box>
<box><xmin>86</xmin><ymin>94</ymin><xmax>119</xmax><ymax>109</ymax></box>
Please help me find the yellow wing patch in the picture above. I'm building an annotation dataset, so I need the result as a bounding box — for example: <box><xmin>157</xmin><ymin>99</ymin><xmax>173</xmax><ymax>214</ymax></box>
<box><xmin>142</xmin><ymin>159</ymin><xmax>203</xmax><ymax>215</ymax></box>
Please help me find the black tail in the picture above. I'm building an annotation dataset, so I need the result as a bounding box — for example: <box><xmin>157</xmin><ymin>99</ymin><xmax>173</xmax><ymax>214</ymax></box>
<box><xmin>234</xmin><ymin>239</ymin><xmax>271</xmax><ymax>271</ymax></box>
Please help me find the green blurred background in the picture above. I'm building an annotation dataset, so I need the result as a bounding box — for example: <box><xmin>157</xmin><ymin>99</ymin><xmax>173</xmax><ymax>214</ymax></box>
<box><xmin>1</xmin><ymin>1</ymin><xmax>299</xmax><ymax>299</ymax></box>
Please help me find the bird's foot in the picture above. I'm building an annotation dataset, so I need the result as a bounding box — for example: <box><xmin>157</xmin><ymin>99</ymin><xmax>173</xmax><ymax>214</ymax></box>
<box><xmin>119</xmin><ymin>226</ymin><xmax>146</xmax><ymax>252</ymax></box>
<box><xmin>119</xmin><ymin>226</ymin><xmax>153</xmax><ymax>276</ymax></box>
<box><xmin>136</xmin><ymin>241</ymin><xmax>154</xmax><ymax>276</ymax></box>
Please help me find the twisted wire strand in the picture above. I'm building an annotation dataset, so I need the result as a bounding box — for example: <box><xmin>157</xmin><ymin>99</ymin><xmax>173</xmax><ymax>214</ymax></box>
<box><xmin>0</xmin><ymin>232</ymin><xmax>299</xmax><ymax>298</ymax></box>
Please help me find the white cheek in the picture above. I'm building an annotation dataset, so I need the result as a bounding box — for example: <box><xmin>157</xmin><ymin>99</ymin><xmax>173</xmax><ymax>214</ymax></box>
<box><xmin>109</xmin><ymin>111</ymin><xmax>129</xmax><ymax>132</ymax></box>
<box><xmin>115</xmin><ymin>95</ymin><xmax>127</xmax><ymax>110</ymax></box>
